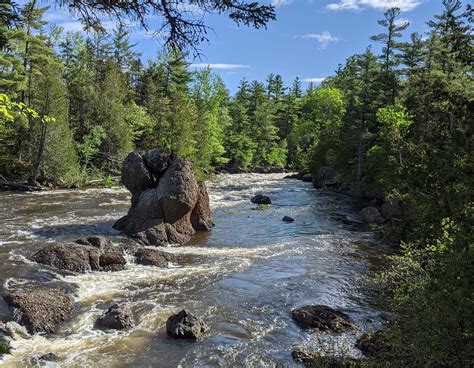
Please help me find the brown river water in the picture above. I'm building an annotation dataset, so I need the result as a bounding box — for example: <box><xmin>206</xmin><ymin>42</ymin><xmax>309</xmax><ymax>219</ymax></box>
<box><xmin>0</xmin><ymin>173</ymin><xmax>388</xmax><ymax>367</ymax></box>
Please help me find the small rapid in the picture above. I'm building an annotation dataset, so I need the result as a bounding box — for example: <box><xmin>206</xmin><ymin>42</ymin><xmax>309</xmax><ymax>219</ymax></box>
<box><xmin>0</xmin><ymin>173</ymin><xmax>387</xmax><ymax>367</ymax></box>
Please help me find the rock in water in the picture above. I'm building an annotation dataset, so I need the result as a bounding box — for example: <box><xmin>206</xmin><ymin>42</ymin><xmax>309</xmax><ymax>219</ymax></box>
<box><xmin>114</xmin><ymin>150</ymin><xmax>212</xmax><ymax>246</ymax></box>
<box><xmin>134</xmin><ymin>248</ymin><xmax>180</xmax><ymax>267</ymax></box>
<box><xmin>3</xmin><ymin>289</ymin><xmax>73</xmax><ymax>334</ymax></box>
<box><xmin>95</xmin><ymin>304</ymin><xmax>134</xmax><ymax>330</ymax></box>
<box><xmin>291</xmin><ymin>305</ymin><xmax>355</xmax><ymax>332</ymax></box>
<box><xmin>121</xmin><ymin>152</ymin><xmax>152</xmax><ymax>195</ymax></box>
<box><xmin>282</xmin><ymin>216</ymin><xmax>295</xmax><ymax>223</ymax></box>
<box><xmin>166</xmin><ymin>309</ymin><xmax>208</xmax><ymax>340</ymax></box>
<box><xmin>32</xmin><ymin>243</ymin><xmax>101</xmax><ymax>273</ymax></box>
<box><xmin>251</xmin><ymin>194</ymin><xmax>271</xmax><ymax>205</ymax></box>
<box><xmin>75</xmin><ymin>235</ymin><xmax>112</xmax><ymax>251</ymax></box>
<box><xmin>32</xmin><ymin>243</ymin><xmax>126</xmax><ymax>273</ymax></box>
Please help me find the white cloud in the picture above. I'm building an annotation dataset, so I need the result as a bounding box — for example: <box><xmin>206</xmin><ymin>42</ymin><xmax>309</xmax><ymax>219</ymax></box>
<box><xmin>271</xmin><ymin>0</ymin><xmax>294</xmax><ymax>7</ymax></box>
<box><xmin>189</xmin><ymin>63</ymin><xmax>251</xmax><ymax>70</ymax></box>
<box><xmin>326</xmin><ymin>0</ymin><xmax>421</xmax><ymax>12</ymax></box>
<box><xmin>299</xmin><ymin>31</ymin><xmax>340</xmax><ymax>48</ymax></box>
<box><xmin>301</xmin><ymin>77</ymin><xmax>326</xmax><ymax>83</ymax></box>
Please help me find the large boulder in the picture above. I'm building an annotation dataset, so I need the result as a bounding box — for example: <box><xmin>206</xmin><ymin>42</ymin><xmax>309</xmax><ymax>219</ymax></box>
<box><xmin>291</xmin><ymin>305</ymin><xmax>355</xmax><ymax>332</ymax></box>
<box><xmin>191</xmin><ymin>182</ymin><xmax>213</xmax><ymax>231</ymax></box>
<box><xmin>143</xmin><ymin>149</ymin><xmax>171</xmax><ymax>179</ymax></box>
<box><xmin>312</xmin><ymin>166</ymin><xmax>338</xmax><ymax>188</ymax></box>
<box><xmin>121</xmin><ymin>152</ymin><xmax>153</xmax><ymax>195</ymax></box>
<box><xmin>166</xmin><ymin>309</ymin><xmax>208</xmax><ymax>340</ymax></box>
<box><xmin>358</xmin><ymin>207</ymin><xmax>383</xmax><ymax>224</ymax></box>
<box><xmin>32</xmin><ymin>243</ymin><xmax>126</xmax><ymax>273</ymax></box>
<box><xmin>95</xmin><ymin>304</ymin><xmax>134</xmax><ymax>330</ymax></box>
<box><xmin>134</xmin><ymin>248</ymin><xmax>180</xmax><ymax>267</ymax></box>
<box><xmin>32</xmin><ymin>243</ymin><xmax>101</xmax><ymax>273</ymax></box>
<box><xmin>3</xmin><ymin>289</ymin><xmax>73</xmax><ymax>334</ymax></box>
<box><xmin>301</xmin><ymin>173</ymin><xmax>313</xmax><ymax>182</ymax></box>
<box><xmin>114</xmin><ymin>150</ymin><xmax>212</xmax><ymax>246</ymax></box>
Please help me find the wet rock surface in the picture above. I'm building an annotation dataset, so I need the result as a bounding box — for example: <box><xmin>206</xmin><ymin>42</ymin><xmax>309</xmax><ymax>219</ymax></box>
<box><xmin>32</xmin><ymin>243</ymin><xmax>126</xmax><ymax>273</ymax></box>
<box><xmin>282</xmin><ymin>215</ymin><xmax>295</xmax><ymax>223</ymax></box>
<box><xmin>166</xmin><ymin>309</ymin><xmax>208</xmax><ymax>340</ymax></box>
<box><xmin>134</xmin><ymin>248</ymin><xmax>180</xmax><ymax>267</ymax></box>
<box><xmin>95</xmin><ymin>304</ymin><xmax>134</xmax><ymax>330</ymax></box>
<box><xmin>291</xmin><ymin>305</ymin><xmax>355</xmax><ymax>332</ymax></box>
<box><xmin>250</xmin><ymin>194</ymin><xmax>271</xmax><ymax>205</ymax></box>
<box><xmin>75</xmin><ymin>235</ymin><xmax>112</xmax><ymax>251</ymax></box>
<box><xmin>3</xmin><ymin>289</ymin><xmax>73</xmax><ymax>334</ymax></box>
<box><xmin>114</xmin><ymin>150</ymin><xmax>212</xmax><ymax>246</ymax></box>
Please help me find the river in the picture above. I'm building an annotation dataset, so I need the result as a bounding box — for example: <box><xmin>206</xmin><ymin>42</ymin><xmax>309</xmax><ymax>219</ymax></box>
<box><xmin>0</xmin><ymin>173</ymin><xmax>387</xmax><ymax>367</ymax></box>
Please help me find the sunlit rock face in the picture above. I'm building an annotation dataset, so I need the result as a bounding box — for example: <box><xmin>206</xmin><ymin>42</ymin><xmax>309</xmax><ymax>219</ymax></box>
<box><xmin>114</xmin><ymin>149</ymin><xmax>213</xmax><ymax>246</ymax></box>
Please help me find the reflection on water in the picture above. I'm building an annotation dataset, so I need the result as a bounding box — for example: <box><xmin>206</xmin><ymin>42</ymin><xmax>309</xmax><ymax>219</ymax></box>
<box><xmin>0</xmin><ymin>173</ymin><xmax>388</xmax><ymax>367</ymax></box>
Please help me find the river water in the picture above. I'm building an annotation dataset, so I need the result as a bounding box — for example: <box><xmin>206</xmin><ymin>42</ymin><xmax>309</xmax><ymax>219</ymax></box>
<box><xmin>0</xmin><ymin>173</ymin><xmax>387</xmax><ymax>367</ymax></box>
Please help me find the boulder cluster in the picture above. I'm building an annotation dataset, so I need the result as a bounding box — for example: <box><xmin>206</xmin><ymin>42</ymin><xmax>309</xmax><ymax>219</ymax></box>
<box><xmin>114</xmin><ymin>149</ymin><xmax>213</xmax><ymax>246</ymax></box>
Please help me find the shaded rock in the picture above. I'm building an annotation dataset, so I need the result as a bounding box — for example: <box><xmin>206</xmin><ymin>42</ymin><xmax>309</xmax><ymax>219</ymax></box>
<box><xmin>95</xmin><ymin>304</ymin><xmax>134</xmax><ymax>330</ymax></box>
<box><xmin>282</xmin><ymin>216</ymin><xmax>295</xmax><ymax>223</ymax></box>
<box><xmin>134</xmin><ymin>248</ymin><xmax>180</xmax><ymax>267</ymax></box>
<box><xmin>121</xmin><ymin>152</ymin><xmax>152</xmax><ymax>195</ymax></box>
<box><xmin>191</xmin><ymin>182</ymin><xmax>213</xmax><ymax>231</ymax></box>
<box><xmin>284</xmin><ymin>173</ymin><xmax>299</xmax><ymax>179</ymax></box>
<box><xmin>313</xmin><ymin>166</ymin><xmax>338</xmax><ymax>188</ymax></box>
<box><xmin>296</xmin><ymin>172</ymin><xmax>307</xmax><ymax>180</ymax></box>
<box><xmin>3</xmin><ymin>289</ymin><xmax>73</xmax><ymax>334</ymax></box>
<box><xmin>358</xmin><ymin>207</ymin><xmax>383</xmax><ymax>224</ymax></box>
<box><xmin>251</xmin><ymin>194</ymin><xmax>271</xmax><ymax>205</ymax></box>
<box><xmin>75</xmin><ymin>235</ymin><xmax>112</xmax><ymax>251</ymax></box>
<box><xmin>156</xmin><ymin>158</ymin><xmax>199</xmax><ymax>224</ymax></box>
<box><xmin>302</xmin><ymin>173</ymin><xmax>313</xmax><ymax>182</ymax></box>
<box><xmin>292</xmin><ymin>347</ymin><xmax>360</xmax><ymax>367</ymax></box>
<box><xmin>144</xmin><ymin>149</ymin><xmax>171</xmax><ymax>179</ymax></box>
<box><xmin>355</xmin><ymin>331</ymin><xmax>388</xmax><ymax>358</ymax></box>
<box><xmin>166</xmin><ymin>309</ymin><xmax>208</xmax><ymax>340</ymax></box>
<box><xmin>32</xmin><ymin>243</ymin><xmax>101</xmax><ymax>273</ymax></box>
<box><xmin>115</xmin><ymin>150</ymin><xmax>212</xmax><ymax>246</ymax></box>
<box><xmin>291</xmin><ymin>305</ymin><xmax>355</xmax><ymax>332</ymax></box>
<box><xmin>99</xmin><ymin>252</ymin><xmax>126</xmax><ymax>272</ymax></box>
<box><xmin>381</xmin><ymin>199</ymin><xmax>404</xmax><ymax>220</ymax></box>
<box><xmin>253</xmin><ymin>166</ymin><xmax>284</xmax><ymax>174</ymax></box>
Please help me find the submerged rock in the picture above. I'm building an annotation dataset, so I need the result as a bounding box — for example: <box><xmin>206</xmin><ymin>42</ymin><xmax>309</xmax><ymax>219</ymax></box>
<box><xmin>95</xmin><ymin>304</ymin><xmax>134</xmax><ymax>330</ymax></box>
<box><xmin>282</xmin><ymin>215</ymin><xmax>295</xmax><ymax>223</ymax></box>
<box><xmin>251</xmin><ymin>194</ymin><xmax>271</xmax><ymax>205</ymax></box>
<box><xmin>358</xmin><ymin>207</ymin><xmax>383</xmax><ymax>224</ymax></box>
<box><xmin>134</xmin><ymin>248</ymin><xmax>180</xmax><ymax>267</ymax></box>
<box><xmin>166</xmin><ymin>309</ymin><xmax>208</xmax><ymax>340</ymax></box>
<box><xmin>291</xmin><ymin>305</ymin><xmax>355</xmax><ymax>332</ymax></box>
<box><xmin>32</xmin><ymin>243</ymin><xmax>126</xmax><ymax>273</ymax></box>
<box><xmin>292</xmin><ymin>346</ymin><xmax>360</xmax><ymax>367</ymax></box>
<box><xmin>114</xmin><ymin>150</ymin><xmax>212</xmax><ymax>246</ymax></box>
<box><xmin>3</xmin><ymin>289</ymin><xmax>73</xmax><ymax>334</ymax></box>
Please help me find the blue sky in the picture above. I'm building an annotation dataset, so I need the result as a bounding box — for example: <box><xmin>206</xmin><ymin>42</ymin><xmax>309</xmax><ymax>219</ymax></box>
<box><xmin>39</xmin><ymin>0</ymin><xmax>446</xmax><ymax>92</ymax></box>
